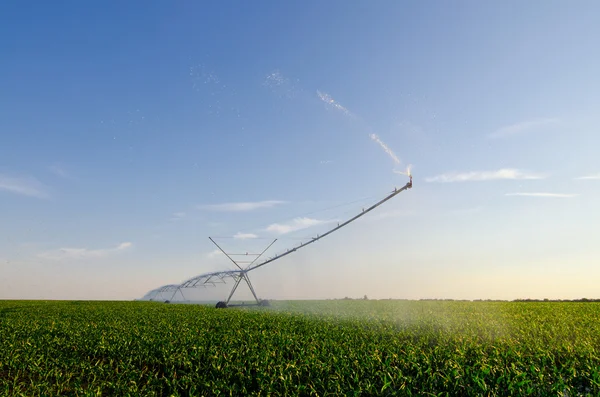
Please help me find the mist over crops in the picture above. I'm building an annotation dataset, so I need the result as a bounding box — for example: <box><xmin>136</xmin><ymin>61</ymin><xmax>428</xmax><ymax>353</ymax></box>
<box><xmin>2</xmin><ymin>300</ymin><xmax>599</xmax><ymax>396</ymax></box>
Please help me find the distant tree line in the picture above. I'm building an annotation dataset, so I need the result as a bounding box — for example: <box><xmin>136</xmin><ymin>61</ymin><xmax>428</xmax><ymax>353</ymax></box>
<box><xmin>329</xmin><ymin>297</ymin><xmax>600</xmax><ymax>302</ymax></box>
<box><xmin>512</xmin><ymin>298</ymin><xmax>600</xmax><ymax>302</ymax></box>
<box><xmin>337</xmin><ymin>295</ymin><xmax>370</xmax><ymax>300</ymax></box>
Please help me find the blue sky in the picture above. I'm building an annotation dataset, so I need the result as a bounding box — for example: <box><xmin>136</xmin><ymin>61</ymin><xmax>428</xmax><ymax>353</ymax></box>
<box><xmin>1</xmin><ymin>1</ymin><xmax>599</xmax><ymax>300</ymax></box>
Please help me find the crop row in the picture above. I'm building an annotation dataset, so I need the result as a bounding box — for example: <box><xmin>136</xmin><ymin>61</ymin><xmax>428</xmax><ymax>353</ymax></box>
<box><xmin>1</xmin><ymin>300</ymin><xmax>599</xmax><ymax>396</ymax></box>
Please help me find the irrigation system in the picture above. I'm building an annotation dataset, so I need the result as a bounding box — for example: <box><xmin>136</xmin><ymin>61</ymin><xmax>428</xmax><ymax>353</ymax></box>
<box><xmin>144</xmin><ymin>176</ymin><xmax>412</xmax><ymax>308</ymax></box>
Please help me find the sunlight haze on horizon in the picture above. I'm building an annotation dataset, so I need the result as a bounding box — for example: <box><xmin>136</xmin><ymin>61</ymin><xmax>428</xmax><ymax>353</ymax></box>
<box><xmin>1</xmin><ymin>1</ymin><xmax>599</xmax><ymax>301</ymax></box>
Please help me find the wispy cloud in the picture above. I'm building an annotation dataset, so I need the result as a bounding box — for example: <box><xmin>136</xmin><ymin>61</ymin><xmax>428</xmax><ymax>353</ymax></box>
<box><xmin>265</xmin><ymin>217</ymin><xmax>335</xmax><ymax>235</ymax></box>
<box><xmin>37</xmin><ymin>242</ymin><xmax>133</xmax><ymax>261</ymax></box>
<box><xmin>505</xmin><ymin>193</ymin><xmax>578</xmax><ymax>198</ymax></box>
<box><xmin>233</xmin><ymin>232</ymin><xmax>258</xmax><ymax>240</ymax></box>
<box><xmin>48</xmin><ymin>164</ymin><xmax>71</xmax><ymax>179</ymax></box>
<box><xmin>198</xmin><ymin>200</ymin><xmax>286</xmax><ymax>212</ymax></box>
<box><xmin>169</xmin><ymin>212</ymin><xmax>186</xmax><ymax>221</ymax></box>
<box><xmin>317</xmin><ymin>90</ymin><xmax>354</xmax><ymax>118</ymax></box>
<box><xmin>425</xmin><ymin>168</ymin><xmax>547</xmax><ymax>183</ymax></box>
<box><xmin>488</xmin><ymin>118</ymin><xmax>559</xmax><ymax>139</ymax></box>
<box><xmin>364</xmin><ymin>209</ymin><xmax>415</xmax><ymax>221</ymax></box>
<box><xmin>575</xmin><ymin>173</ymin><xmax>600</xmax><ymax>180</ymax></box>
<box><xmin>0</xmin><ymin>174</ymin><xmax>49</xmax><ymax>198</ymax></box>
<box><xmin>369</xmin><ymin>134</ymin><xmax>401</xmax><ymax>164</ymax></box>
<box><xmin>206</xmin><ymin>249</ymin><xmax>222</xmax><ymax>259</ymax></box>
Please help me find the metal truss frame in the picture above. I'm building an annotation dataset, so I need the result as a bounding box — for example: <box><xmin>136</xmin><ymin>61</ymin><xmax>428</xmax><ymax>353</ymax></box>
<box><xmin>144</xmin><ymin>177</ymin><xmax>413</xmax><ymax>307</ymax></box>
<box><xmin>146</xmin><ymin>284</ymin><xmax>185</xmax><ymax>302</ymax></box>
<box><xmin>177</xmin><ymin>237</ymin><xmax>277</xmax><ymax>305</ymax></box>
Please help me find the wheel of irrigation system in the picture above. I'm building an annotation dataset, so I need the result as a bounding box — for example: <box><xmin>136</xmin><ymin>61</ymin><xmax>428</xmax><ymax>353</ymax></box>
<box><xmin>259</xmin><ymin>299</ymin><xmax>271</xmax><ymax>307</ymax></box>
<box><xmin>215</xmin><ymin>301</ymin><xmax>228</xmax><ymax>309</ymax></box>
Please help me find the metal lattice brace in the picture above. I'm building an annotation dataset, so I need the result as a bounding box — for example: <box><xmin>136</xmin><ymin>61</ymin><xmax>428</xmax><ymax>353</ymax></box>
<box><xmin>144</xmin><ymin>177</ymin><xmax>413</xmax><ymax>307</ymax></box>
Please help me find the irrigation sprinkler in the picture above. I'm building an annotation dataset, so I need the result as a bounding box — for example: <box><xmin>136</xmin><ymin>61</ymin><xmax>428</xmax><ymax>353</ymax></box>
<box><xmin>146</xmin><ymin>284</ymin><xmax>186</xmax><ymax>303</ymax></box>
<box><xmin>145</xmin><ymin>176</ymin><xmax>413</xmax><ymax>308</ymax></box>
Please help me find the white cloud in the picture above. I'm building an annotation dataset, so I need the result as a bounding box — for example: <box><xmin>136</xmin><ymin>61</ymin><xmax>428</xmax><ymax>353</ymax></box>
<box><xmin>0</xmin><ymin>174</ymin><xmax>49</xmax><ymax>198</ymax></box>
<box><xmin>488</xmin><ymin>118</ymin><xmax>559</xmax><ymax>139</ymax></box>
<box><xmin>505</xmin><ymin>193</ymin><xmax>578</xmax><ymax>198</ymax></box>
<box><xmin>369</xmin><ymin>134</ymin><xmax>401</xmax><ymax>164</ymax></box>
<box><xmin>37</xmin><ymin>242</ymin><xmax>133</xmax><ymax>261</ymax></box>
<box><xmin>206</xmin><ymin>249</ymin><xmax>222</xmax><ymax>258</ymax></box>
<box><xmin>233</xmin><ymin>232</ymin><xmax>258</xmax><ymax>240</ymax></box>
<box><xmin>48</xmin><ymin>164</ymin><xmax>70</xmax><ymax>179</ymax></box>
<box><xmin>364</xmin><ymin>209</ymin><xmax>415</xmax><ymax>221</ymax></box>
<box><xmin>575</xmin><ymin>173</ymin><xmax>600</xmax><ymax>180</ymax></box>
<box><xmin>425</xmin><ymin>168</ymin><xmax>547</xmax><ymax>183</ymax></box>
<box><xmin>170</xmin><ymin>212</ymin><xmax>186</xmax><ymax>221</ymax></box>
<box><xmin>265</xmin><ymin>217</ymin><xmax>335</xmax><ymax>235</ymax></box>
<box><xmin>198</xmin><ymin>200</ymin><xmax>285</xmax><ymax>212</ymax></box>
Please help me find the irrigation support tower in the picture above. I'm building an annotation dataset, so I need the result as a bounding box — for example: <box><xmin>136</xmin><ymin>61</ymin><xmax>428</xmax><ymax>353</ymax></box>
<box><xmin>145</xmin><ymin>176</ymin><xmax>413</xmax><ymax>308</ymax></box>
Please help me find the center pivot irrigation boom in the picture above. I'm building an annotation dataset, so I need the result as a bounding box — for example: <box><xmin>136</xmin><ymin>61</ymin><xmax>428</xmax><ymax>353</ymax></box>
<box><xmin>146</xmin><ymin>176</ymin><xmax>412</xmax><ymax>308</ymax></box>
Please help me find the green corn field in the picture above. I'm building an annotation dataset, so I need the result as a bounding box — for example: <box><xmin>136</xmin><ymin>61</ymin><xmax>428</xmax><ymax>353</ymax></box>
<box><xmin>1</xmin><ymin>300</ymin><xmax>599</xmax><ymax>396</ymax></box>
